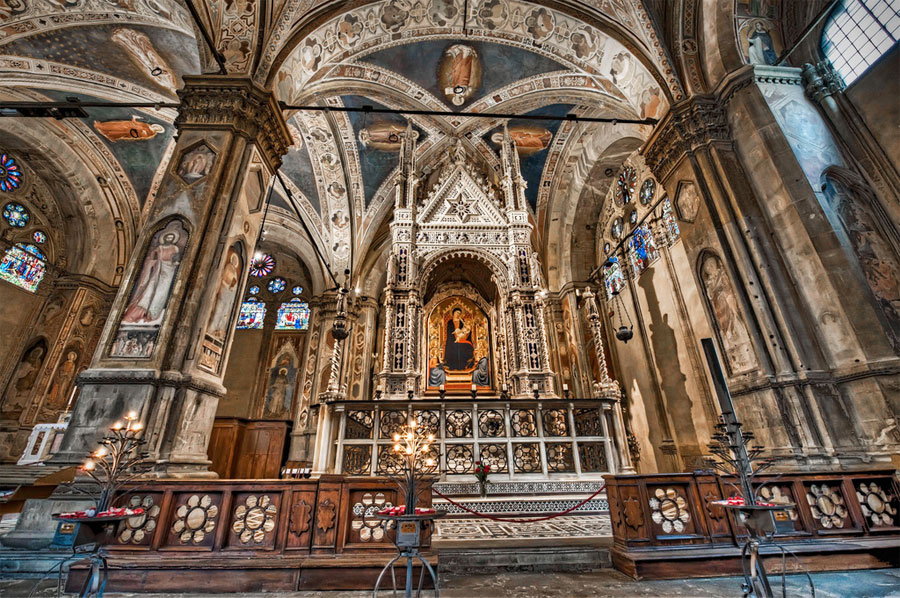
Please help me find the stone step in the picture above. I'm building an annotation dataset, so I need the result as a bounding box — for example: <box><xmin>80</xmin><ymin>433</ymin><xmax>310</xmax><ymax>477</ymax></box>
<box><xmin>437</xmin><ymin>545</ymin><xmax>611</xmax><ymax>576</ymax></box>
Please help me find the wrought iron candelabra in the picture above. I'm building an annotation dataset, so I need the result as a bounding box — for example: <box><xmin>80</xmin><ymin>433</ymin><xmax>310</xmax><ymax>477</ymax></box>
<box><xmin>75</xmin><ymin>412</ymin><xmax>151</xmax><ymax>511</ymax></box>
<box><xmin>704</xmin><ymin>419</ymin><xmax>776</xmax><ymax>504</ymax></box>
<box><xmin>390</xmin><ymin>418</ymin><xmax>438</xmax><ymax>514</ymax></box>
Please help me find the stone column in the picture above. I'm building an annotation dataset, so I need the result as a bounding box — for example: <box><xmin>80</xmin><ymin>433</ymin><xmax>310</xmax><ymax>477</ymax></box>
<box><xmin>582</xmin><ymin>287</ymin><xmax>635</xmax><ymax>474</ymax></box>
<box><xmin>53</xmin><ymin>76</ymin><xmax>290</xmax><ymax>476</ymax></box>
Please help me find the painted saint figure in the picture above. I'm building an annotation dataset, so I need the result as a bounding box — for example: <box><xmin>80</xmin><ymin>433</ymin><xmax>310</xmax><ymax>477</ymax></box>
<box><xmin>1</xmin><ymin>343</ymin><xmax>45</xmax><ymax>416</ymax></box>
<box><xmin>444</xmin><ymin>307</ymin><xmax>474</xmax><ymax>370</ymax></box>
<box><xmin>207</xmin><ymin>246</ymin><xmax>242</xmax><ymax>342</ymax></box>
<box><xmin>440</xmin><ymin>44</ymin><xmax>480</xmax><ymax>106</ymax></box>
<box><xmin>94</xmin><ymin>117</ymin><xmax>165</xmax><ymax>142</ymax></box>
<box><xmin>748</xmin><ymin>21</ymin><xmax>777</xmax><ymax>65</ymax></box>
<box><xmin>122</xmin><ymin>227</ymin><xmax>184</xmax><ymax>325</ymax></box>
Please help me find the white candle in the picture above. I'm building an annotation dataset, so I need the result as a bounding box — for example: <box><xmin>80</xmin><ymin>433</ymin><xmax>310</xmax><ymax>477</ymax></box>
<box><xmin>532</xmin><ymin>383</ymin><xmax>538</xmax><ymax>391</ymax></box>
<box><xmin>471</xmin><ymin>384</ymin><xmax>477</xmax><ymax>391</ymax></box>
<box><xmin>563</xmin><ymin>383</ymin><xmax>569</xmax><ymax>391</ymax></box>
<box><xmin>439</xmin><ymin>384</ymin><xmax>445</xmax><ymax>391</ymax></box>
<box><xmin>502</xmin><ymin>384</ymin><xmax>508</xmax><ymax>391</ymax></box>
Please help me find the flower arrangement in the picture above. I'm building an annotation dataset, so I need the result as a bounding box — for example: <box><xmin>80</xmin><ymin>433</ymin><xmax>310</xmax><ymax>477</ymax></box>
<box><xmin>474</xmin><ymin>460</ymin><xmax>491</xmax><ymax>498</ymax></box>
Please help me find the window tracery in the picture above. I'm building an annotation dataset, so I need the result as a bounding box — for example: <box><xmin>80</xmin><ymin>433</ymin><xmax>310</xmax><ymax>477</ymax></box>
<box><xmin>237</xmin><ymin>299</ymin><xmax>266</xmax><ymax>329</ymax></box>
<box><xmin>822</xmin><ymin>0</ymin><xmax>900</xmax><ymax>85</ymax></box>
<box><xmin>0</xmin><ymin>243</ymin><xmax>45</xmax><ymax>292</ymax></box>
<box><xmin>0</xmin><ymin>155</ymin><xmax>22</xmax><ymax>193</ymax></box>
<box><xmin>275</xmin><ymin>299</ymin><xmax>310</xmax><ymax>330</ymax></box>
<box><xmin>3</xmin><ymin>202</ymin><xmax>28</xmax><ymax>227</ymax></box>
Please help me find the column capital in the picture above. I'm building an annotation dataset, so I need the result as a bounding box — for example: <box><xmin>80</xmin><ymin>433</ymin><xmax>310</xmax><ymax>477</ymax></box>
<box><xmin>802</xmin><ymin>60</ymin><xmax>846</xmax><ymax>104</ymax></box>
<box><xmin>176</xmin><ymin>75</ymin><xmax>291</xmax><ymax>171</ymax></box>
<box><xmin>643</xmin><ymin>95</ymin><xmax>730</xmax><ymax>182</ymax></box>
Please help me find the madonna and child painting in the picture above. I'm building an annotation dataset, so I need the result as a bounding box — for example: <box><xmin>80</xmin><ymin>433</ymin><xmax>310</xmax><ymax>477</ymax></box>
<box><xmin>427</xmin><ymin>296</ymin><xmax>491</xmax><ymax>393</ymax></box>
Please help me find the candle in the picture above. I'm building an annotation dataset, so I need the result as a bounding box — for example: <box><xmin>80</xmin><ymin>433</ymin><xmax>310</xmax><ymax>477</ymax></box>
<box><xmin>471</xmin><ymin>384</ymin><xmax>477</xmax><ymax>391</ymax></box>
<box><xmin>502</xmin><ymin>384</ymin><xmax>508</xmax><ymax>391</ymax></box>
<box><xmin>439</xmin><ymin>384</ymin><xmax>445</xmax><ymax>391</ymax></box>
<box><xmin>532</xmin><ymin>383</ymin><xmax>538</xmax><ymax>390</ymax></box>
<box><xmin>563</xmin><ymin>383</ymin><xmax>569</xmax><ymax>391</ymax></box>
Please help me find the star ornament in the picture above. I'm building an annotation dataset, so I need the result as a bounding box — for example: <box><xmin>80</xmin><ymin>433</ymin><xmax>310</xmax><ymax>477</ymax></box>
<box><xmin>447</xmin><ymin>196</ymin><xmax>475</xmax><ymax>222</ymax></box>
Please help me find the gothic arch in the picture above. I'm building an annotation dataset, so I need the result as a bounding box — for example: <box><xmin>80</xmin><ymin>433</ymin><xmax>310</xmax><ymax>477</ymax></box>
<box><xmin>417</xmin><ymin>247</ymin><xmax>512</xmax><ymax>298</ymax></box>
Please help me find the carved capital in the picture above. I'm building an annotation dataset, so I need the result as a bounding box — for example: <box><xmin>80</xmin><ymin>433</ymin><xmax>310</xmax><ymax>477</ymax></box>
<box><xmin>643</xmin><ymin>95</ymin><xmax>730</xmax><ymax>181</ymax></box>
<box><xmin>176</xmin><ymin>75</ymin><xmax>291</xmax><ymax>171</ymax></box>
<box><xmin>802</xmin><ymin>60</ymin><xmax>846</xmax><ymax>104</ymax></box>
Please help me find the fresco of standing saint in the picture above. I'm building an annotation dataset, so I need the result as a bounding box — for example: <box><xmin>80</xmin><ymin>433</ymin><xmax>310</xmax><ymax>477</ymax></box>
<box><xmin>111</xmin><ymin>220</ymin><xmax>189</xmax><ymax>358</ymax></box>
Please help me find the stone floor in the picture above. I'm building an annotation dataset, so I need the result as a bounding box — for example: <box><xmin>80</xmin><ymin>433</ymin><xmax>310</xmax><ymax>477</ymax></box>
<box><xmin>2</xmin><ymin>568</ymin><xmax>898</xmax><ymax>598</ymax></box>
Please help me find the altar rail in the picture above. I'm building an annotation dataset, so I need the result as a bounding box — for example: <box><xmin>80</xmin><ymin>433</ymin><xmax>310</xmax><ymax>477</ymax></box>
<box><xmin>66</xmin><ymin>476</ymin><xmax>432</xmax><ymax>592</ymax></box>
<box><xmin>334</xmin><ymin>398</ymin><xmax>622</xmax><ymax>478</ymax></box>
<box><xmin>606</xmin><ymin>469</ymin><xmax>900</xmax><ymax>579</ymax></box>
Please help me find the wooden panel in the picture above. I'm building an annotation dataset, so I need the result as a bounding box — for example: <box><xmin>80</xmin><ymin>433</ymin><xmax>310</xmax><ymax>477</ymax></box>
<box><xmin>208</xmin><ymin>418</ymin><xmax>245</xmax><ymax>478</ymax></box>
<box><xmin>161</xmin><ymin>492</ymin><xmax>224</xmax><ymax>550</ymax></box>
<box><xmin>284</xmin><ymin>488</ymin><xmax>317</xmax><ymax>551</ymax></box>
<box><xmin>311</xmin><ymin>477</ymin><xmax>343</xmax><ymax>554</ymax></box>
<box><xmin>233</xmin><ymin>421</ymin><xmax>288</xmax><ymax>479</ymax></box>
<box><xmin>225</xmin><ymin>492</ymin><xmax>282</xmax><ymax>550</ymax></box>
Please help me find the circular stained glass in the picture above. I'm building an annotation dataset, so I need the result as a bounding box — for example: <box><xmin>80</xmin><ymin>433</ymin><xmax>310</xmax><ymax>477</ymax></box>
<box><xmin>603</xmin><ymin>242</ymin><xmax>610</xmax><ymax>255</ymax></box>
<box><xmin>248</xmin><ymin>285</ymin><xmax>259</xmax><ymax>295</ymax></box>
<box><xmin>291</xmin><ymin>285</ymin><xmax>303</xmax><ymax>296</ymax></box>
<box><xmin>610</xmin><ymin>217</ymin><xmax>623</xmax><ymax>239</ymax></box>
<box><xmin>3</xmin><ymin>202</ymin><xmax>28</xmax><ymax>227</ymax></box>
<box><xmin>267</xmin><ymin>277</ymin><xmax>286</xmax><ymax>293</ymax></box>
<box><xmin>0</xmin><ymin>154</ymin><xmax>22</xmax><ymax>192</ymax></box>
<box><xmin>33</xmin><ymin>230</ymin><xmax>46</xmax><ymax>244</ymax></box>
<box><xmin>628</xmin><ymin>208</ymin><xmax>638</xmax><ymax>226</ymax></box>
<box><xmin>640</xmin><ymin>178</ymin><xmax>655</xmax><ymax>205</ymax></box>
<box><xmin>616</xmin><ymin>167</ymin><xmax>637</xmax><ymax>206</ymax></box>
<box><xmin>249</xmin><ymin>253</ymin><xmax>275</xmax><ymax>277</ymax></box>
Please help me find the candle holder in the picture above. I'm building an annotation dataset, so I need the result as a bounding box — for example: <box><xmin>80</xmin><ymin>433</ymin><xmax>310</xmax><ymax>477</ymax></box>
<box><xmin>532</xmin><ymin>385</ymin><xmax>540</xmax><ymax>400</ymax></box>
<box><xmin>71</xmin><ymin>412</ymin><xmax>152</xmax><ymax>511</ymax></box>
<box><xmin>438</xmin><ymin>385</ymin><xmax>446</xmax><ymax>400</ymax></box>
<box><xmin>388</xmin><ymin>418</ymin><xmax>439</xmax><ymax>515</ymax></box>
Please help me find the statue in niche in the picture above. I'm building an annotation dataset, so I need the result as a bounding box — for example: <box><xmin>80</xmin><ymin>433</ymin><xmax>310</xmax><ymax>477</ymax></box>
<box><xmin>700</xmin><ymin>254</ymin><xmax>757</xmax><ymax>374</ymax></box>
<box><xmin>1</xmin><ymin>341</ymin><xmax>46</xmax><ymax>417</ymax></box>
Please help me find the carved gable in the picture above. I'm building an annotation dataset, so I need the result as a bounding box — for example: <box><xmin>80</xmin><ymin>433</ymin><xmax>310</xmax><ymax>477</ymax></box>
<box><xmin>418</xmin><ymin>167</ymin><xmax>506</xmax><ymax>228</ymax></box>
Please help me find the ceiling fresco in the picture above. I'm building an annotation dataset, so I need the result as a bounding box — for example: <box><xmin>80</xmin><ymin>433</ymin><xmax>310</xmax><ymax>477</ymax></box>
<box><xmin>280</xmin><ymin>116</ymin><xmax>322</xmax><ymax>215</ymax></box>
<box><xmin>484</xmin><ymin>103</ymin><xmax>574</xmax><ymax>211</ymax></box>
<box><xmin>359</xmin><ymin>40</ymin><xmax>567</xmax><ymax>110</ymax></box>
<box><xmin>2</xmin><ymin>24</ymin><xmax>199</xmax><ymax>97</ymax></box>
<box><xmin>339</xmin><ymin>95</ymin><xmax>427</xmax><ymax>207</ymax></box>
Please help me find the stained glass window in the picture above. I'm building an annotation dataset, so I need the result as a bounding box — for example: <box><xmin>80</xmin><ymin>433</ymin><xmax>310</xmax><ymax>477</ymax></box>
<box><xmin>19</xmin><ymin>243</ymin><xmax>45</xmax><ymax>260</ymax></box>
<box><xmin>610</xmin><ymin>217</ymin><xmax>623</xmax><ymax>239</ymax></box>
<box><xmin>249</xmin><ymin>253</ymin><xmax>275</xmax><ymax>277</ymax></box>
<box><xmin>640</xmin><ymin>178</ymin><xmax>655</xmax><ymax>205</ymax></box>
<box><xmin>603</xmin><ymin>242</ymin><xmax>610</xmax><ymax>256</ymax></box>
<box><xmin>822</xmin><ymin>0</ymin><xmax>900</xmax><ymax>85</ymax></box>
<box><xmin>3</xmin><ymin>202</ymin><xmax>28</xmax><ymax>227</ymax></box>
<box><xmin>236</xmin><ymin>300</ymin><xmax>266</xmax><ymax>329</ymax></box>
<box><xmin>616</xmin><ymin>167</ymin><xmax>637</xmax><ymax>205</ymax></box>
<box><xmin>0</xmin><ymin>155</ymin><xmax>22</xmax><ymax>192</ymax></box>
<box><xmin>248</xmin><ymin>285</ymin><xmax>259</xmax><ymax>295</ymax></box>
<box><xmin>275</xmin><ymin>299</ymin><xmax>310</xmax><ymax>330</ymax></box>
<box><xmin>33</xmin><ymin>230</ymin><xmax>46</xmax><ymax>244</ymax></box>
<box><xmin>0</xmin><ymin>244</ymin><xmax>45</xmax><ymax>292</ymax></box>
<box><xmin>628</xmin><ymin>226</ymin><xmax>660</xmax><ymax>275</ymax></box>
<box><xmin>291</xmin><ymin>285</ymin><xmax>303</xmax><ymax>295</ymax></box>
<box><xmin>602</xmin><ymin>256</ymin><xmax>626</xmax><ymax>299</ymax></box>
<box><xmin>267</xmin><ymin>277</ymin><xmax>286</xmax><ymax>293</ymax></box>
<box><xmin>660</xmin><ymin>197</ymin><xmax>680</xmax><ymax>242</ymax></box>
<box><xmin>628</xmin><ymin>208</ymin><xmax>638</xmax><ymax>226</ymax></box>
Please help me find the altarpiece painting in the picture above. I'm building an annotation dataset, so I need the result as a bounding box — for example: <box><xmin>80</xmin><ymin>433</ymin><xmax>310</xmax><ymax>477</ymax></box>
<box><xmin>426</xmin><ymin>296</ymin><xmax>491</xmax><ymax>391</ymax></box>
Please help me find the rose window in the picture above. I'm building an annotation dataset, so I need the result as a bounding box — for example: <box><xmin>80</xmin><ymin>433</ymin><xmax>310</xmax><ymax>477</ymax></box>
<box><xmin>616</xmin><ymin>166</ymin><xmax>637</xmax><ymax>205</ymax></box>
<box><xmin>640</xmin><ymin>178</ymin><xmax>655</xmax><ymax>205</ymax></box>
<box><xmin>806</xmin><ymin>484</ymin><xmax>848</xmax><ymax>529</ymax></box>
<box><xmin>649</xmin><ymin>487</ymin><xmax>691</xmax><ymax>533</ymax></box>
<box><xmin>118</xmin><ymin>495</ymin><xmax>161</xmax><ymax>544</ymax></box>
<box><xmin>3</xmin><ymin>202</ymin><xmax>28</xmax><ymax>227</ymax></box>
<box><xmin>267</xmin><ymin>277</ymin><xmax>286</xmax><ymax>293</ymax></box>
<box><xmin>172</xmin><ymin>494</ymin><xmax>218</xmax><ymax>544</ymax></box>
<box><xmin>351</xmin><ymin>492</ymin><xmax>393</xmax><ymax>542</ymax></box>
<box><xmin>249</xmin><ymin>253</ymin><xmax>275</xmax><ymax>277</ymax></box>
<box><xmin>856</xmin><ymin>482</ymin><xmax>896</xmax><ymax>527</ymax></box>
<box><xmin>0</xmin><ymin>154</ymin><xmax>22</xmax><ymax>192</ymax></box>
<box><xmin>232</xmin><ymin>494</ymin><xmax>277</xmax><ymax>544</ymax></box>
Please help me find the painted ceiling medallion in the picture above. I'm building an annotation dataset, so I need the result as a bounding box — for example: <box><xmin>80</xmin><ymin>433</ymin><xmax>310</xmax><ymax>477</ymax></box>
<box><xmin>0</xmin><ymin>155</ymin><xmax>22</xmax><ymax>192</ymax></box>
<box><xmin>438</xmin><ymin>44</ymin><xmax>481</xmax><ymax>107</ymax></box>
